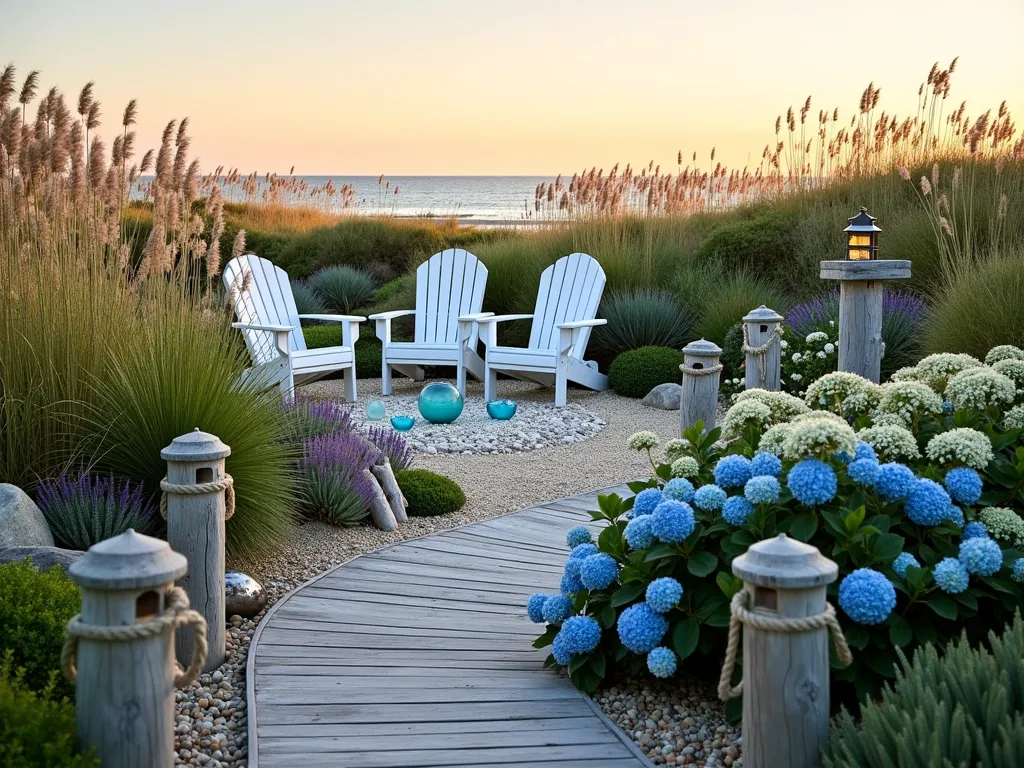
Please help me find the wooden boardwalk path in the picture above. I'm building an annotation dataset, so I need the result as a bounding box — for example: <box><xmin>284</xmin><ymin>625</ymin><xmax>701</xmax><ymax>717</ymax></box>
<box><xmin>246</xmin><ymin>485</ymin><xmax>652</xmax><ymax>767</ymax></box>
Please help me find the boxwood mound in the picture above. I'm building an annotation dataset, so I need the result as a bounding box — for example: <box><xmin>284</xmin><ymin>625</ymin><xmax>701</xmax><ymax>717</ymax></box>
<box><xmin>396</xmin><ymin>469</ymin><xmax>466</xmax><ymax>516</ymax></box>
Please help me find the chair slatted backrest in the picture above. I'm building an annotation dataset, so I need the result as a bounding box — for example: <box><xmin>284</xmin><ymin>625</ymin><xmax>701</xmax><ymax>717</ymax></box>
<box><xmin>413</xmin><ymin>249</ymin><xmax>488</xmax><ymax>346</ymax></box>
<box><xmin>529</xmin><ymin>253</ymin><xmax>605</xmax><ymax>359</ymax></box>
<box><xmin>223</xmin><ymin>255</ymin><xmax>306</xmax><ymax>366</ymax></box>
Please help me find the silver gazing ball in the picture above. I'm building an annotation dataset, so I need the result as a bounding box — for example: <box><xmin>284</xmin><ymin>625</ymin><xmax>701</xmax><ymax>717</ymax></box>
<box><xmin>225</xmin><ymin>571</ymin><xmax>267</xmax><ymax>618</ymax></box>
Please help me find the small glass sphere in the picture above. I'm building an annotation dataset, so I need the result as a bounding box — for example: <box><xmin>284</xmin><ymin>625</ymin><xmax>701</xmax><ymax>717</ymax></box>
<box><xmin>366</xmin><ymin>400</ymin><xmax>386</xmax><ymax>421</ymax></box>
<box><xmin>390</xmin><ymin>415</ymin><xmax>416</xmax><ymax>432</ymax></box>
<box><xmin>486</xmin><ymin>399</ymin><xmax>517</xmax><ymax>420</ymax></box>
<box><xmin>417</xmin><ymin>382</ymin><xmax>464</xmax><ymax>424</ymax></box>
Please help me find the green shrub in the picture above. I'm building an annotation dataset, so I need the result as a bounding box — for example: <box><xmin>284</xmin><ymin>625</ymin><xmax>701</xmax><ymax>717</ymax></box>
<box><xmin>0</xmin><ymin>654</ymin><xmax>98</xmax><ymax>767</ymax></box>
<box><xmin>303</xmin><ymin>327</ymin><xmax>383</xmax><ymax>376</ymax></box>
<box><xmin>683</xmin><ymin>269</ymin><xmax>788</xmax><ymax>346</ymax></box>
<box><xmin>308</xmin><ymin>265</ymin><xmax>378</xmax><ymax>314</ymax></box>
<box><xmin>823</xmin><ymin>614</ymin><xmax>1024</xmax><ymax>767</ymax></box>
<box><xmin>719</xmin><ymin>324</ymin><xmax>746</xmax><ymax>395</ymax></box>
<box><xmin>608</xmin><ymin>346</ymin><xmax>684</xmax><ymax>398</ymax></box>
<box><xmin>591</xmin><ymin>289</ymin><xmax>694</xmax><ymax>358</ymax></box>
<box><xmin>396</xmin><ymin>469</ymin><xmax>466</xmax><ymax>516</ymax></box>
<box><xmin>373</xmin><ymin>275</ymin><xmax>413</xmax><ymax>307</ymax></box>
<box><xmin>694</xmin><ymin>212</ymin><xmax>798</xmax><ymax>282</ymax></box>
<box><xmin>0</xmin><ymin>561</ymin><xmax>80</xmax><ymax>701</ymax></box>
<box><xmin>925</xmin><ymin>255</ymin><xmax>1024</xmax><ymax>358</ymax></box>
<box><xmin>291</xmin><ymin>280</ymin><xmax>326</xmax><ymax>315</ymax></box>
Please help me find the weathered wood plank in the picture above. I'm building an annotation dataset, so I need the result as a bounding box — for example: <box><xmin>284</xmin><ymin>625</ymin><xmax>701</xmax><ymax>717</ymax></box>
<box><xmin>257</xmin><ymin>716</ymin><xmax>602</xmax><ymax>738</ymax></box>
<box><xmin>257</xmin><ymin>743</ymin><xmax>636</xmax><ymax>767</ymax></box>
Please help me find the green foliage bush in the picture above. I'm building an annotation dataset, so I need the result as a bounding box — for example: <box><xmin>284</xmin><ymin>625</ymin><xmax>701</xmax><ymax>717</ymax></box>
<box><xmin>308</xmin><ymin>265</ymin><xmax>378</xmax><ymax>314</ymax></box>
<box><xmin>823</xmin><ymin>614</ymin><xmax>1024</xmax><ymax>767</ymax></box>
<box><xmin>608</xmin><ymin>346</ymin><xmax>684</xmax><ymax>398</ymax></box>
<box><xmin>0</xmin><ymin>561</ymin><xmax>80</xmax><ymax>701</ymax></box>
<box><xmin>396</xmin><ymin>469</ymin><xmax>466</xmax><ymax>516</ymax></box>
<box><xmin>0</xmin><ymin>654</ymin><xmax>98</xmax><ymax>767</ymax></box>
<box><xmin>694</xmin><ymin>212</ymin><xmax>798</xmax><ymax>282</ymax></box>
<box><xmin>591</xmin><ymin>289</ymin><xmax>694</xmax><ymax>359</ymax></box>
<box><xmin>682</xmin><ymin>269</ymin><xmax>788</xmax><ymax>346</ymax></box>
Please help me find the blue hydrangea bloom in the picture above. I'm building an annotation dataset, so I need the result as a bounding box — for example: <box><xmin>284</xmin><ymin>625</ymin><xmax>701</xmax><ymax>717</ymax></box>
<box><xmin>551</xmin><ymin>633</ymin><xmax>573</xmax><ymax>665</ymax></box>
<box><xmin>579</xmin><ymin>553</ymin><xmax>618</xmax><ymax>590</ymax></box>
<box><xmin>744</xmin><ymin>475</ymin><xmax>781</xmax><ymax>505</ymax></box>
<box><xmin>560</xmin><ymin>571</ymin><xmax>584</xmax><ymax>595</ymax></box>
<box><xmin>945</xmin><ymin>505</ymin><xmax>965</xmax><ymax>528</ymax></box>
<box><xmin>854</xmin><ymin>441</ymin><xmax>877</xmax><ymax>462</ymax></box>
<box><xmin>962</xmin><ymin>521</ymin><xmax>989</xmax><ymax>540</ymax></box>
<box><xmin>566</xmin><ymin>526</ymin><xmax>593</xmax><ymax>548</ymax></box>
<box><xmin>646</xmin><ymin>647</ymin><xmax>678</xmax><ymax>678</ymax></box>
<box><xmin>934</xmin><ymin>557</ymin><xmax>970</xmax><ymax>594</ymax></box>
<box><xmin>693</xmin><ymin>484</ymin><xmax>727</xmax><ymax>512</ymax></box>
<box><xmin>645</xmin><ymin>577</ymin><xmax>683</xmax><ymax>613</ymax></box>
<box><xmin>942</xmin><ymin>400</ymin><xmax>954</xmax><ymax>415</ymax></box>
<box><xmin>905</xmin><ymin>479</ymin><xmax>953</xmax><ymax>526</ymax></box>
<box><xmin>569</xmin><ymin>543</ymin><xmax>599</xmax><ymax>560</ymax></box>
<box><xmin>847</xmin><ymin>458</ymin><xmax>880</xmax><ymax>486</ymax></box>
<box><xmin>651</xmin><ymin>500</ymin><xmax>696</xmax><ymax>542</ymax></box>
<box><xmin>787</xmin><ymin>459</ymin><xmax>838</xmax><ymax>506</ymax></box>
<box><xmin>542</xmin><ymin>594</ymin><xmax>574</xmax><ymax>624</ymax></box>
<box><xmin>874</xmin><ymin>463</ymin><xmax>917</xmax><ymax>502</ymax></box>
<box><xmin>632</xmin><ymin>488</ymin><xmax>664</xmax><ymax>517</ymax></box>
<box><xmin>945</xmin><ymin>468</ymin><xmax>983</xmax><ymax>506</ymax></box>
<box><xmin>834</xmin><ymin>449</ymin><xmax>854</xmax><ymax>464</ymax></box>
<box><xmin>557</xmin><ymin>615</ymin><xmax>602</xmax><ymax>655</ymax></box>
<box><xmin>750</xmin><ymin>452</ymin><xmax>782</xmax><ymax>477</ymax></box>
<box><xmin>1013</xmin><ymin>559</ymin><xmax>1024</xmax><ymax>583</ymax></box>
<box><xmin>564</xmin><ymin>558</ymin><xmax>582</xmax><ymax>578</ymax></box>
<box><xmin>722</xmin><ymin>495</ymin><xmax>754</xmax><ymax>526</ymax></box>
<box><xmin>663</xmin><ymin>478</ymin><xmax>695</xmax><ymax>503</ymax></box>
<box><xmin>527</xmin><ymin>593</ymin><xmax>549</xmax><ymax>623</ymax></box>
<box><xmin>838</xmin><ymin>569</ymin><xmax>896</xmax><ymax>625</ymax></box>
<box><xmin>891</xmin><ymin>552</ymin><xmax>920</xmax><ymax>579</ymax></box>
<box><xmin>624</xmin><ymin>516</ymin><xmax>655</xmax><ymax>550</ymax></box>
<box><xmin>959</xmin><ymin>537</ymin><xmax>1003</xmax><ymax>576</ymax></box>
<box><xmin>714</xmin><ymin>454</ymin><xmax>753</xmax><ymax>488</ymax></box>
<box><xmin>617</xmin><ymin>603</ymin><xmax>669</xmax><ymax>653</ymax></box>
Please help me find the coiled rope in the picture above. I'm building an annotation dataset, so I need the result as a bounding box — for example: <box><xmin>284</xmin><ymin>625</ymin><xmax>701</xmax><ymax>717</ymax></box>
<box><xmin>159</xmin><ymin>474</ymin><xmax>235</xmax><ymax>520</ymax></box>
<box><xmin>62</xmin><ymin>586</ymin><xmax>208</xmax><ymax>688</ymax></box>
<box><xmin>741</xmin><ymin>324</ymin><xmax>784</xmax><ymax>384</ymax></box>
<box><xmin>679</xmin><ymin>363</ymin><xmax>724</xmax><ymax>377</ymax></box>
<box><xmin>717</xmin><ymin>589</ymin><xmax>852</xmax><ymax>701</ymax></box>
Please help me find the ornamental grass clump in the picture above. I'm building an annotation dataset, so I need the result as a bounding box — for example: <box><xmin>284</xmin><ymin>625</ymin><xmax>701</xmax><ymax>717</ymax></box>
<box><xmin>298</xmin><ymin>433</ymin><xmax>379</xmax><ymax>525</ymax></box>
<box><xmin>35</xmin><ymin>474</ymin><xmax>156</xmax><ymax>551</ymax></box>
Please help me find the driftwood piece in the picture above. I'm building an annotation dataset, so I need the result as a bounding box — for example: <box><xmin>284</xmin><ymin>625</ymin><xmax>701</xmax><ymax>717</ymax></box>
<box><xmin>371</xmin><ymin>458</ymin><xmax>408</xmax><ymax>523</ymax></box>
<box><xmin>362</xmin><ymin>470</ymin><xmax>398</xmax><ymax>531</ymax></box>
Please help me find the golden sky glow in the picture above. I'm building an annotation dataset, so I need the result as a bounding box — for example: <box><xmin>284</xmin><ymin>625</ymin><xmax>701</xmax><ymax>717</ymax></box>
<box><xmin>4</xmin><ymin>0</ymin><xmax>1023</xmax><ymax>175</ymax></box>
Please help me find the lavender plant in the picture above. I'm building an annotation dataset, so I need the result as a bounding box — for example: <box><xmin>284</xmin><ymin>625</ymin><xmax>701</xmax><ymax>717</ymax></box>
<box><xmin>298</xmin><ymin>433</ymin><xmax>380</xmax><ymax>525</ymax></box>
<box><xmin>281</xmin><ymin>396</ymin><xmax>353</xmax><ymax>444</ymax></box>
<box><xmin>364</xmin><ymin>425</ymin><xmax>414</xmax><ymax>470</ymax></box>
<box><xmin>35</xmin><ymin>474</ymin><xmax>155</xmax><ymax>551</ymax></box>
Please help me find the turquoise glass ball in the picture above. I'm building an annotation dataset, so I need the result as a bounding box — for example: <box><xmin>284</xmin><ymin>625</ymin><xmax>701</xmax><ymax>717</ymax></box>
<box><xmin>417</xmin><ymin>382</ymin><xmax>464</xmax><ymax>424</ymax></box>
<box><xmin>486</xmin><ymin>399</ymin><xmax>517</xmax><ymax>420</ymax></box>
<box><xmin>390</xmin><ymin>415</ymin><xmax>416</xmax><ymax>432</ymax></box>
<box><xmin>366</xmin><ymin>400</ymin><xmax>386</xmax><ymax>421</ymax></box>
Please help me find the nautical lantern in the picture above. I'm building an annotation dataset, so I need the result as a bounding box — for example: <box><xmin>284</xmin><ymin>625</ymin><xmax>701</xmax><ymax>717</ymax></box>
<box><xmin>844</xmin><ymin>207</ymin><xmax>880</xmax><ymax>260</ymax></box>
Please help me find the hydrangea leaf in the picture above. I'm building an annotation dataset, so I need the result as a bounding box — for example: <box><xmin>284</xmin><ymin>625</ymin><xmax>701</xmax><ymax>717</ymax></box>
<box><xmin>644</xmin><ymin>543</ymin><xmax>678</xmax><ymax>562</ymax></box>
<box><xmin>788</xmin><ymin>512</ymin><xmax>819</xmax><ymax>542</ymax></box>
<box><xmin>687</xmin><ymin>551</ymin><xmax>719</xmax><ymax>577</ymax></box>
<box><xmin>597</xmin><ymin>523</ymin><xmax>623</xmax><ymax>556</ymax></box>
<box><xmin>863</xmin><ymin>649</ymin><xmax>898</xmax><ymax>679</ymax></box>
<box><xmin>532</xmin><ymin>625</ymin><xmax>558</xmax><ymax>649</ymax></box>
<box><xmin>871</xmin><ymin>533</ymin><xmax>905</xmax><ymax>563</ymax></box>
<box><xmin>600</xmin><ymin>605</ymin><xmax>617</xmax><ymax>628</ymax></box>
<box><xmin>844</xmin><ymin>505</ymin><xmax>866</xmax><ymax>534</ymax></box>
<box><xmin>672</xmin><ymin>618</ymin><xmax>700</xmax><ymax>662</ymax></box>
<box><xmin>716</xmin><ymin>571</ymin><xmax>742</xmax><ymax>599</ymax></box>
<box><xmin>954</xmin><ymin>590</ymin><xmax>978</xmax><ymax>611</ymax></box>
<box><xmin>924</xmin><ymin>593</ymin><xmax>958</xmax><ymax>620</ymax></box>
<box><xmin>888</xmin><ymin>615</ymin><xmax>912</xmax><ymax>647</ymax></box>
<box><xmin>913</xmin><ymin>620</ymin><xmax>937</xmax><ymax>646</ymax></box>
<box><xmin>589</xmin><ymin>651</ymin><xmax>607</xmax><ymax>679</ymax></box>
<box><xmin>610</xmin><ymin>582</ymin><xmax>646</xmax><ymax>608</ymax></box>
<box><xmin>843</xmin><ymin>623</ymin><xmax>870</xmax><ymax>650</ymax></box>
<box><xmin>543</xmin><ymin>653</ymin><xmax>557</xmax><ymax>669</ymax></box>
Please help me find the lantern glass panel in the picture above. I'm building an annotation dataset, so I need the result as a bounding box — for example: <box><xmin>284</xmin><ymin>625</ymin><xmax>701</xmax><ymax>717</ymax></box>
<box><xmin>848</xmin><ymin>248</ymin><xmax>872</xmax><ymax>261</ymax></box>
<box><xmin>848</xmin><ymin>235</ymin><xmax>872</xmax><ymax>246</ymax></box>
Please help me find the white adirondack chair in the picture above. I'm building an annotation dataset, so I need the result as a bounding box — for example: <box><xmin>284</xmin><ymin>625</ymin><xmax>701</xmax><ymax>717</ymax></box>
<box><xmin>223</xmin><ymin>254</ymin><xmax>364</xmax><ymax>401</ymax></box>
<box><xmin>369</xmin><ymin>249</ymin><xmax>491</xmax><ymax>396</ymax></box>
<box><xmin>474</xmin><ymin>253</ymin><xmax>608</xmax><ymax>407</ymax></box>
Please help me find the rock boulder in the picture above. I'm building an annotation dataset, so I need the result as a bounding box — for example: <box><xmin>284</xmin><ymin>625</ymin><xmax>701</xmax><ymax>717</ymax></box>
<box><xmin>0</xmin><ymin>484</ymin><xmax>54</xmax><ymax>548</ymax></box>
<box><xmin>0</xmin><ymin>546</ymin><xmax>83</xmax><ymax>571</ymax></box>
<box><xmin>642</xmin><ymin>383</ymin><xmax>682</xmax><ymax>410</ymax></box>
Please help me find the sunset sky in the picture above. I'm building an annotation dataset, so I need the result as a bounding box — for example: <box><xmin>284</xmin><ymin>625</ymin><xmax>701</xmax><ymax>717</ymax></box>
<box><xmin>4</xmin><ymin>0</ymin><xmax>1022</xmax><ymax>175</ymax></box>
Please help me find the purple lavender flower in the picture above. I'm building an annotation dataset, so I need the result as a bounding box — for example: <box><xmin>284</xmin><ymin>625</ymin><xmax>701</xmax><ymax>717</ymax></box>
<box><xmin>282</xmin><ymin>396</ymin><xmax>354</xmax><ymax>441</ymax></box>
<box><xmin>36</xmin><ymin>473</ymin><xmax>156</xmax><ymax>550</ymax></box>
<box><xmin>365</xmin><ymin>425</ymin><xmax>414</xmax><ymax>470</ymax></box>
<box><xmin>300</xmin><ymin>433</ymin><xmax>379</xmax><ymax>525</ymax></box>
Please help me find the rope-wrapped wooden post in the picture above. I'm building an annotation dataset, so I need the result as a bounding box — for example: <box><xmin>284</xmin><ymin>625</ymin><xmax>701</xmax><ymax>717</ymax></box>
<box><xmin>742</xmin><ymin>305</ymin><xmax>784</xmax><ymax>391</ymax></box>
<box><xmin>65</xmin><ymin>529</ymin><xmax>203</xmax><ymax>768</ymax></box>
<box><xmin>679</xmin><ymin>338</ymin><xmax>722</xmax><ymax>435</ymax></box>
<box><xmin>718</xmin><ymin>534</ymin><xmax>847</xmax><ymax>768</ymax></box>
<box><xmin>161</xmin><ymin>428</ymin><xmax>231</xmax><ymax>671</ymax></box>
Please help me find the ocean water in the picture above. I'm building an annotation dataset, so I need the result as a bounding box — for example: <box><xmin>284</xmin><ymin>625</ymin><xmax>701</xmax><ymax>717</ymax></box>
<box><xmin>218</xmin><ymin>175</ymin><xmax>558</xmax><ymax>222</ymax></box>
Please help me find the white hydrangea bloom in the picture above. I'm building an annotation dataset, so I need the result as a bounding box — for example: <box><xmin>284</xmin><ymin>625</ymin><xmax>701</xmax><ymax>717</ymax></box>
<box><xmin>869</xmin><ymin>412</ymin><xmax>909</xmax><ymax>428</ymax></box>
<box><xmin>670</xmin><ymin>456</ymin><xmax>700</xmax><ymax>479</ymax></box>
<box><xmin>815</xmin><ymin>351</ymin><xmax>826</xmax><ymax>359</ymax></box>
<box><xmin>888</xmin><ymin>366</ymin><xmax>921</xmax><ymax>382</ymax></box>
<box><xmin>734</xmin><ymin>389</ymin><xmax>810</xmax><ymax>423</ymax></box>
<box><xmin>984</xmin><ymin>345</ymin><xmax>1024</xmax><ymax>365</ymax></box>
<box><xmin>791</xmin><ymin>373</ymin><xmax>802</xmax><ymax>381</ymax></box>
<box><xmin>945</xmin><ymin>367</ymin><xmax>1016</xmax><ymax>412</ymax></box>
<box><xmin>992</xmin><ymin>359</ymin><xmax>1024</xmax><ymax>397</ymax></box>
<box><xmin>1004</xmin><ymin>405</ymin><xmax>1024</xmax><ymax>431</ymax></box>
<box><xmin>857</xmin><ymin>424</ymin><xmax>922</xmax><ymax>461</ymax></box>
<box><xmin>780</xmin><ymin>339</ymin><xmax>789</xmax><ymax>349</ymax></box>
<box><xmin>824</xmin><ymin>343</ymin><xmax>835</xmax><ymax>354</ymax></box>
<box><xmin>877</xmin><ymin>381</ymin><xmax>944</xmax><ymax>426</ymax></box>
<box><xmin>782</xmin><ymin>416</ymin><xmax>857</xmax><ymax>460</ymax></box>
<box><xmin>925</xmin><ymin>428</ymin><xmax>994</xmax><ymax>470</ymax></box>
<box><xmin>758</xmin><ymin>423</ymin><xmax>793</xmax><ymax>456</ymax></box>
<box><xmin>628</xmin><ymin>431</ymin><xmax>659</xmax><ymax>451</ymax></box>
<box><xmin>979</xmin><ymin>507</ymin><xmax>1024</xmax><ymax>546</ymax></box>
<box><xmin>915</xmin><ymin>353</ymin><xmax>984</xmax><ymax>393</ymax></box>
<box><xmin>663</xmin><ymin>438</ymin><xmax>690</xmax><ymax>464</ymax></box>
<box><xmin>723</xmin><ymin>399</ymin><xmax>774</xmax><ymax>438</ymax></box>
<box><xmin>805</xmin><ymin>331</ymin><xmax>828</xmax><ymax>344</ymax></box>
<box><xmin>804</xmin><ymin>371</ymin><xmax>879</xmax><ymax>414</ymax></box>
<box><xmin>792</xmin><ymin>352</ymin><xmax>802</xmax><ymax>362</ymax></box>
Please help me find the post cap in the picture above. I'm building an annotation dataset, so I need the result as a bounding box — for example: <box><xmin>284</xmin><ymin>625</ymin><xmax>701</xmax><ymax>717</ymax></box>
<box><xmin>69</xmin><ymin>529</ymin><xmax>188</xmax><ymax>590</ymax></box>
<box><xmin>731</xmin><ymin>533</ymin><xmax>838</xmax><ymax>589</ymax></box>
<box><xmin>682</xmin><ymin>338</ymin><xmax>723</xmax><ymax>357</ymax></box>
<box><xmin>161</xmin><ymin>428</ymin><xmax>231</xmax><ymax>462</ymax></box>
<box><xmin>742</xmin><ymin>305</ymin><xmax>783</xmax><ymax>324</ymax></box>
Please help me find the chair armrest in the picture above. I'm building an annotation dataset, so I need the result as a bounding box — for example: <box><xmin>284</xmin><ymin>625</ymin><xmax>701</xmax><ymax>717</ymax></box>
<box><xmin>457</xmin><ymin>312</ymin><xmax>495</xmax><ymax>322</ymax></box>
<box><xmin>232</xmin><ymin>322</ymin><xmax>296</xmax><ymax>333</ymax></box>
<box><xmin>368</xmin><ymin>310</ymin><xmax>415</xmax><ymax>321</ymax></box>
<box><xmin>298</xmin><ymin>314</ymin><xmax>367</xmax><ymax>323</ymax></box>
<box><xmin>556</xmin><ymin>319</ymin><xmax>607</xmax><ymax>329</ymax></box>
<box><xmin>476</xmin><ymin>314</ymin><xmax>534</xmax><ymax>325</ymax></box>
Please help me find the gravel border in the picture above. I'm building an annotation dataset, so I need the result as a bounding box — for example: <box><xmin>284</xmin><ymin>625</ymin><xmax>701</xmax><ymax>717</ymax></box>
<box><xmin>173</xmin><ymin>377</ymin><xmax>738</xmax><ymax>768</ymax></box>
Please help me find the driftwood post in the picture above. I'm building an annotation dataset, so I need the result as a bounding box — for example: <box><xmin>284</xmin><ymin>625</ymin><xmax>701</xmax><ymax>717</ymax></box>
<box><xmin>162</xmin><ymin>429</ymin><xmax>231</xmax><ymax>671</ymax></box>
<box><xmin>362</xmin><ymin>469</ymin><xmax>399</xmax><ymax>531</ymax></box>
<box><xmin>66</xmin><ymin>530</ymin><xmax>189</xmax><ymax>768</ymax></box>
<box><xmin>727</xmin><ymin>534</ymin><xmax>842</xmax><ymax>768</ymax></box>
<box><xmin>679</xmin><ymin>338</ymin><xmax>722</xmax><ymax>435</ymax></box>
<box><xmin>371</xmin><ymin>458</ymin><xmax>408</xmax><ymax>523</ymax></box>
<box><xmin>742</xmin><ymin>305</ymin><xmax>783</xmax><ymax>391</ymax></box>
<box><xmin>819</xmin><ymin>260</ymin><xmax>911</xmax><ymax>383</ymax></box>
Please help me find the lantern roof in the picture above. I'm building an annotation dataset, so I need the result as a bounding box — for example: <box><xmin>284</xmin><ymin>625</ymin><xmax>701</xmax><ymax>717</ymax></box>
<box><xmin>682</xmin><ymin>338</ymin><xmax>722</xmax><ymax>357</ymax></box>
<box><xmin>844</xmin><ymin>207</ymin><xmax>881</xmax><ymax>233</ymax></box>
<box><xmin>732</xmin><ymin>533</ymin><xmax>838</xmax><ymax>588</ymax></box>
<box><xmin>161</xmin><ymin>428</ymin><xmax>231</xmax><ymax>462</ymax></box>
<box><xmin>69</xmin><ymin>529</ymin><xmax>187</xmax><ymax>590</ymax></box>
<box><xmin>742</xmin><ymin>305</ymin><xmax>784</xmax><ymax>324</ymax></box>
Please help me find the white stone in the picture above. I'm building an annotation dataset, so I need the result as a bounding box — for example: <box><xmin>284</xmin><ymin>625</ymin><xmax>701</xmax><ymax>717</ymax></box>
<box><xmin>0</xmin><ymin>484</ymin><xmax>53</xmax><ymax>548</ymax></box>
<box><xmin>642</xmin><ymin>383</ymin><xmax>682</xmax><ymax>410</ymax></box>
